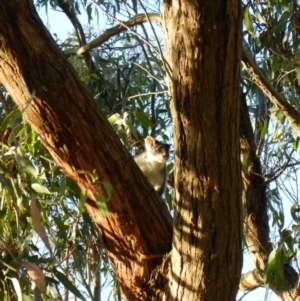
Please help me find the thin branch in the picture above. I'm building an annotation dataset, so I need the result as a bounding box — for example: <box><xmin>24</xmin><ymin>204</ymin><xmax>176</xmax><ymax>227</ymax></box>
<box><xmin>132</xmin><ymin>62</ymin><xmax>163</xmax><ymax>84</ymax></box>
<box><xmin>57</xmin><ymin>0</ymin><xmax>117</xmax><ymax>112</ymax></box>
<box><xmin>121</xmin><ymin>53</ymin><xmax>140</xmax><ymax>109</ymax></box>
<box><xmin>265</xmin><ymin>149</ymin><xmax>298</xmax><ymax>184</ymax></box>
<box><xmin>127</xmin><ymin>90</ymin><xmax>168</xmax><ymax>100</ymax></box>
<box><xmin>64</xmin><ymin>13</ymin><xmax>161</xmax><ymax>57</ymax></box>
<box><xmin>138</xmin><ymin>40</ymin><xmax>157</xmax><ymax>132</ymax></box>
<box><xmin>242</xmin><ymin>47</ymin><xmax>300</xmax><ymax>136</ymax></box>
<box><xmin>137</xmin><ymin>0</ymin><xmax>166</xmax><ymax>78</ymax></box>
<box><xmin>57</xmin><ymin>0</ymin><xmax>96</xmax><ymax>71</ymax></box>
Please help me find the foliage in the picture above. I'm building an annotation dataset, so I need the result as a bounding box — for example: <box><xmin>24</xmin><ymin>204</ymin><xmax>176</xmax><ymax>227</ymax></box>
<box><xmin>0</xmin><ymin>107</ymin><xmax>109</xmax><ymax>300</ymax></box>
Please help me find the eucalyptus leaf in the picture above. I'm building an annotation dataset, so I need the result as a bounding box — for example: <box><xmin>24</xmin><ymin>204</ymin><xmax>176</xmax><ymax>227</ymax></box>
<box><xmin>133</xmin><ymin>111</ymin><xmax>154</xmax><ymax>128</ymax></box>
<box><xmin>31</xmin><ymin>183</ymin><xmax>51</xmax><ymax>195</ymax></box>
<box><xmin>16</xmin><ymin>152</ymin><xmax>39</xmax><ymax>179</ymax></box>
<box><xmin>244</xmin><ymin>6</ymin><xmax>254</xmax><ymax>35</ymax></box>
<box><xmin>95</xmin><ymin>194</ymin><xmax>109</xmax><ymax>218</ymax></box>
<box><xmin>0</xmin><ymin>109</ymin><xmax>21</xmax><ymax>131</ymax></box>
<box><xmin>54</xmin><ymin>269</ymin><xmax>87</xmax><ymax>301</ymax></box>
<box><xmin>264</xmin><ymin>249</ymin><xmax>276</xmax><ymax>284</ymax></box>
<box><xmin>102</xmin><ymin>181</ymin><xmax>112</xmax><ymax>200</ymax></box>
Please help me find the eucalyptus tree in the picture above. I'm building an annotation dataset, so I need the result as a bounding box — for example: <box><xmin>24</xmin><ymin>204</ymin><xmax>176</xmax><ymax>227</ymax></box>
<box><xmin>0</xmin><ymin>1</ymin><xmax>300</xmax><ymax>301</ymax></box>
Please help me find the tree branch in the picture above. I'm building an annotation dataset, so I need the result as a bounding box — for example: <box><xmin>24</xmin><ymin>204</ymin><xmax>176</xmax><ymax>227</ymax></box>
<box><xmin>0</xmin><ymin>3</ymin><xmax>172</xmax><ymax>299</ymax></box>
<box><xmin>57</xmin><ymin>0</ymin><xmax>96</xmax><ymax>71</ymax></box>
<box><xmin>239</xmin><ymin>269</ymin><xmax>263</xmax><ymax>291</ymax></box>
<box><xmin>240</xmin><ymin>75</ymin><xmax>300</xmax><ymax>300</ymax></box>
<box><xmin>64</xmin><ymin>13</ymin><xmax>161</xmax><ymax>56</ymax></box>
<box><xmin>240</xmin><ymin>92</ymin><xmax>273</xmax><ymax>269</ymax></box>
<box><xmin>242</xmin><ymin>47</ymin><xmax>300</xmax><ymax>136</ymax></box>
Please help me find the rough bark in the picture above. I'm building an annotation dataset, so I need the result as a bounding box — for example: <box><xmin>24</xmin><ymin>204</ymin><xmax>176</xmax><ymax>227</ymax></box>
<box><xmin>240</xmin><ymin>93</ymin><xmax>273</xmax><ymax>268</ymax></box>
<box><xmin>161</xmin><ymin>1</ymin><xmax>242</xmax><ymax>300</ymax></box>
<box><xmin>0</xmin><ymin>1</ymin><xmax>172</xmax><ymax>300</ymax></box>
<box><xmin>240</xmin><ymin>93</ymin><xmax>300</xmax><ymax>300</ymax></box>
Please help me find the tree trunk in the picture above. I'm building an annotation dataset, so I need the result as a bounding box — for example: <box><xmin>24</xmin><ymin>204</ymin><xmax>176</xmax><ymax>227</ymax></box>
<box><xmin>240</xmin><ymin>89</ymin><xmax>299</xmax><ymax>300</ymax></box>
<box><xmin>0</xmin><ymin>1</ymin><xmax>172</xmax><ymax>300</ymax></box>
<box><xmin>161</xmin><ymin>1</ymin><xmax>243</xmax><ymax>300</ymax></box>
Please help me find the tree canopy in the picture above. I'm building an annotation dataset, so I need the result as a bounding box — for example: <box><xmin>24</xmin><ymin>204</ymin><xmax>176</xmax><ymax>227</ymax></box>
<box><xmin>1</xmin><ymin>0</ymin><xmax>300</xmax><ymax>301</ymax></box>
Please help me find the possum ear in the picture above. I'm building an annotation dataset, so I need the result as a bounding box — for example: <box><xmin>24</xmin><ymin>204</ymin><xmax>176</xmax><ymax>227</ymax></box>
<box><xmin>144</xmin><ymin>136</ymin><xmax>156</xmax><ymax>150</ymax></box>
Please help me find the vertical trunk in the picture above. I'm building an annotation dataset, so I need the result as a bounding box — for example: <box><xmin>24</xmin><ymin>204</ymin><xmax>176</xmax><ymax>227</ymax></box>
<box><xmin>162</xmin><ymin>1</ymin><xmax>242</xmax><ymax>300</ymax></box>
<box><xmin>239</xmin><ymin>73</ymin><xmax>299</xmax><ymax>301</ymax></box>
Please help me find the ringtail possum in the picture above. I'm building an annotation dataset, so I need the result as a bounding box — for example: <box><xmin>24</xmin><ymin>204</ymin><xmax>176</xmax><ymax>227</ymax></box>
<box><xmin>134</xmin><ymin>136</ymin><xmax>170</xmax><ymax>196</ymax></box>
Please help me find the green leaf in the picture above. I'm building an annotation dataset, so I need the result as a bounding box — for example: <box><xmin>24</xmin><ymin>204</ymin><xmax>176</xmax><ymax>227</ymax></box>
<box><xmin>72</xmin><ymin>249</ymin><xmax>84</xmax><ymax>274</ymax></box>
<box><xmin>59</xmin><ymin>176</ymin><xmax>66</xmax><ymax>196</ymax></box>
<box><xmin>8</xmin><ymin>122</ymin><xmax>26</xmax><ymax>145</ymax></box>
<box><xmin>53</xmin><ymin>269</ymin><xmax>87</xmax><ymax>301</ymax></box>
<box><xmin>265</xmin><ymin>246</ymin><xmax>285</xmax><ymax>292</ymax></box>
<box><xmin>53</xmin><ymin>216</ymin><xmax>67</xmax><ymax>242</ymax></box>
<box><xmin>66</xmin><ymin>177</ymin><xmax>81</xmax><ymax>197</ymax></box>
<box><xmin>45</xmin><ymin>276</ymin><xmax>59</xmax><ymax>285</ymax></box>
<box><xmin>77</xmin><ymin>169</ymin><xmax>98</xmax><ymax>182</ymax></box>
<box><xmin>264</xmin><ymin>249</ymin><xmax>276</xmax><ymax>284</ymax></box>
<box><xmin>281</xmin><ymin>229</ymin><xmax>294</xmax><ymax>254</ymax></box>
<box><xmin>256</xmin><ymin>11</ymin><xmax>267</xmax><ymax>25</ymax></box>
<box><xmin>279</xmin><ymin>0</ymin><xmax>289</xmax><ymax>11</ymax></box>
<box><xmin>0</xmin><ymin>109</ymin><xmax>21</xmax><ymax>131</ymax></box>
<box><xmin>16</xmin><ymin>152</ymin><xmax>39</xmax><ymax>179</ymax></box>
<box><xmin>81</xmin><ymin>211</ymin><xmax>97</xmax><ymax>236</ymax></box>
<box><xmin>92</xmin><ymin>169</ymin><xmax>99</xmax><ymax>182</ymax></box>
<box><xmin>31</xmin><ymin>183</ymin><xmax>51</xmax><ymax>194</ymax></box>
<box><xmin>291</xmin><ymin>204</ymin><xmax>300</xmax><ymax>224</ymax></box>
<box><xmin>272</xmin><ymin>109</ymin><xmax>285</xmax><ymax>124</ymax></box>
<box><xmin>272</xmin><ymin>127</ymin><xmax>285</xmax><ymax>141</ymax></box>
<box><xmin>0</xmin><ymin>161</ymin><xmax>10</xmax><ymax>174</ymax></box>
<box><xmin>95</xmin><ymin>194</ymin><xmax>109</xmax><ymax>218</ymax></box>
<box><xmin>274</xmin><ymin>268</ymin><xmax>284</xmax><ymax>293</ymax></box>
<box><xmin>108</xmin><ymin>113</ymin><xmax>122</xmax><ymax>125</ymax></box>
<box><xmin>275</xmin><ymin>245</ymin><xmax>285</xmax><ymax>279</ymax></box>
<box><xmin>86</xmin><ymin>3</ymin><xmax>93</xmax><ymax>22</ymax></box>
<box><xmin>282</xmin><ymin>33</ymin><xmax>288</xmax><ymax>48</ymax></box>
<box><xmin>242</xmin><ymin>151</ymin><xmax>250</xmax><ymax>171</ymax></box>
<box><xmin>79</xmin><ymin>190</ymin><xmax>88</xmax><ymax>212</ymax></box>
<box><xmin>0</xmin><ymin>208</ymin><xmax>7</xmax><ymax>219</ymax></box>
<box><xmin>259</xmin><ymin>120</ymin><xmax>268</xmax><ymax>140</ymax></box>
<box><xmin>133</xmin><ymin>111</ymin><xmax>154</xmax><ymax>128</ymax></box>
<box><xmin>271</xmin><ymin>12</ymin><xmax>289</xmax><ymax>33</ymax></box>
<box><xmin>102</xmin><ymin>181</ymin><xmax>112</xmax><ymax>200</ymax></box>
<box><xmin>291</xmin><ymin>137</ymin><xmax>299</xmax><ymax>150</ymax></box>
<box><xmin>244</xmin><ymin>6</ymin><xmax>254</xmax><ymax>36</ymax></box>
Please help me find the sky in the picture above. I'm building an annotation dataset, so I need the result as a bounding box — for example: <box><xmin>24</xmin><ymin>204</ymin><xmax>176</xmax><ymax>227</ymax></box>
<box><xmin>36</xmin><ymin>4</ymin><xmax>287</xmax><ymax>301</ymax></box>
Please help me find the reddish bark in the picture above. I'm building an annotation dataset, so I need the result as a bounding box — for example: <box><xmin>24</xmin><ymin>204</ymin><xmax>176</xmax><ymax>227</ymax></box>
<box><xmin>0</xmin><ymin>1</ymin><xmax>172</xmax><ymax>300</ymax></box>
